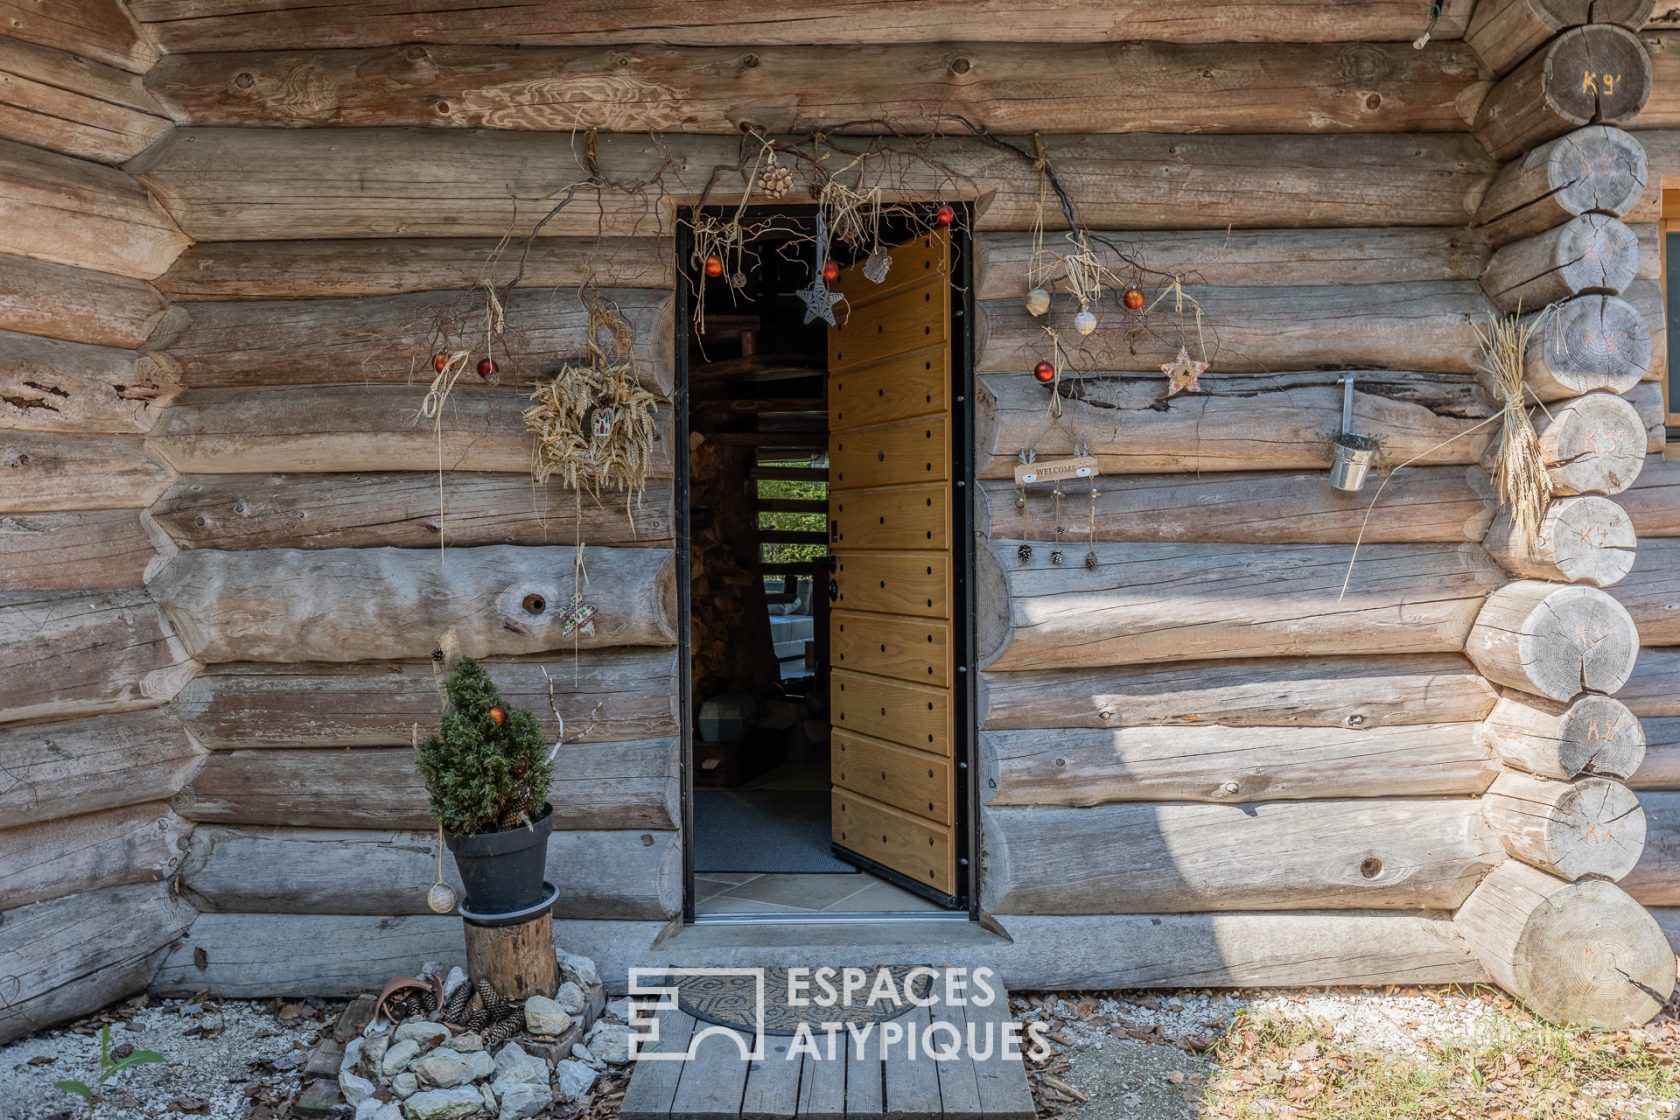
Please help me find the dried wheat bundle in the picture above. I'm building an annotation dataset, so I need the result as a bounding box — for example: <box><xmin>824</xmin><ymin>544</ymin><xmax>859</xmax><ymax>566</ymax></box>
<box><xmin>1477</xmin><ymin>308</ymin><xmax>1554</xmax><ymax>547</ymax></box>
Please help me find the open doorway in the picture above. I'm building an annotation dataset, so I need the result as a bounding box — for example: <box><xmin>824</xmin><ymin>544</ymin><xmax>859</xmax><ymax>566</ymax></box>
<box><xmin>676</xmin><ymin>205</ymin><xmax>974</xmax><ymax>920</ymax></box>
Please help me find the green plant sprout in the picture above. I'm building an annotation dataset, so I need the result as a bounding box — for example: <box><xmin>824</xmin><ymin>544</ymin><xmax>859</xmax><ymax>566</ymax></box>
<box><xmin>52</xmin><ymin>1025</ymin><xmax>164</xmax><ymax>1115</ymax></box>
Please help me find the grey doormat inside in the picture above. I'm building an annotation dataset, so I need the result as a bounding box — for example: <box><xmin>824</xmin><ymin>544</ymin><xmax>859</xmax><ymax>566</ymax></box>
<box><xmin>676</xmin><ymin>965</ymin><xmax>931</xmax><ymax>1035</ymax></box>
<box><xmin>693</xmin><ymin>790</ymin><xmax>858</xmax><ymax>874</ymax></box>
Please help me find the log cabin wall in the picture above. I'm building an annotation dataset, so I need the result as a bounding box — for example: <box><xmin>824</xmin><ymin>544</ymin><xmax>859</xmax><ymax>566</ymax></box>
<box><xmin>1</xmin><ymin>0</ymin><xmax>1678</xmax><ymax>1027</ymax></box>
<box><xmin>0</xmin><ymin>0</ymin><xmax>200</xmax><ymax>1044</ymax></box>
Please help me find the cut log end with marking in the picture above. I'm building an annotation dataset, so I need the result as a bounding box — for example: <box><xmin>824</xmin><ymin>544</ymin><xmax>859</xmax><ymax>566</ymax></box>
<box><xmin>1474</xmin><ymin>125</ymin><xmax>1648</xmax><ymax>248</ymax></box>
<box><xmin>1454</xmin><ymin>860</ymin><xmax>1673</xmax><ymax>1028</ymax></box>
<box><xmin>1473</xmin><ymin>24</ymin><xmax>1653</xmax><ymax>161</ymax></box>
<box><xmin>1530</xmin><ymin>390</ymin><xmax>1648</xmax><ymax>496</ymax></box>
<box><xmin>1466</xmin><ymin>580</ymin><xmax>1640</xmax><ymax>701</ymax></box>
<box><xmin>1481</xmin><ymin>214</ymin><xmax>1639</xmax><ymax>314</ymax></box>
<box><xmin>1518</xmin><ymin>295</ymin><xmax>1651</xmax><ymax>402</ymax></box>
<box><xmin>1465</xmin><ymin>1</ymin><xmax>1656</xmax><ymax>77</ymax></box>
<box><xmin>1484</xmin><ymin>495</ymin><xmax>1638</xmax><ymax>586</ymax></box>
<box><xmin>1485</xmin><ymin>691</ymin><xmax>1646</xmax><ymax>780</ymax></box>
<box><xmin>1482</xmin><ymin>770</ymin><xmax>1645</xmax><ymax>881</ymax></box>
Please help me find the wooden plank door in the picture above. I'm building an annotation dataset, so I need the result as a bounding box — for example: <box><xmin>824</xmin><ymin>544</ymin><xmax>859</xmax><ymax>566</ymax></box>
<box><xmin>826</xmin><ymin>230</ymin><xmax>957</xmax><ymax>902</ymax></box>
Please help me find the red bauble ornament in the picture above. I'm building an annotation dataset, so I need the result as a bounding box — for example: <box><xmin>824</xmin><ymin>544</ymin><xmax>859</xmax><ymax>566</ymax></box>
<box><xmin>934</xmin><ymin>204</ymin><xmax>955</xmax><ymax>227</ymax></box>
<box><xmin>704</xmin><ymin>255</ymin><xmax>724</xmax><ymax>278</ymax></box>
<box><xmin>1033</xmin><ymin>360</ymin><xmax>1056</xmax><ymax>383</ymax></box>
<box><xmin>477</xmin><ymin>357</ymin><xmax>499</xmax><ymax>378</ymax></box>
<box><xmin>489</xmin><ymin>705</ymin><xmax>507</xmax><ymax>727</ymax></box>
<box><xmin>822</xmin><ymin>259</ymin><xmax>841</xmax><ymax>283</ymax></box>
<box><xmin>432</xmin><ymin>352</ymin><xmax>449</xmax><ymax>372</ymax></box>
<box><xmin>1123</xmin><ymin>287</ymin><xmax>1146</xmax><ymax>311</ymax></box>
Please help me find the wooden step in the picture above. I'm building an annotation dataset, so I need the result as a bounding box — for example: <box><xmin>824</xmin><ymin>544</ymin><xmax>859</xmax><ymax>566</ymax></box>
<box><xmin>619</xmin><ymin>967</ymin><xmax>1034</xmax><ymax>1120</ymax></box>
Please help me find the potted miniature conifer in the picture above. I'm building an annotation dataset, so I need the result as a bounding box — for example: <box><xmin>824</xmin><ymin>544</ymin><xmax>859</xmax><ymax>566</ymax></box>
<box><xmin>417</xmin><ymin>656</ymin><xmax>554</xmax><ymax>916</ymax></box>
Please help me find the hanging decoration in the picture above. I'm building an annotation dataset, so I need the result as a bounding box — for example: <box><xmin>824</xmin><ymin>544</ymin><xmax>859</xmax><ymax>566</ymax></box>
<box><xmin>476</xmin><ymin>357</ymin><xmax>499</xmax><ymax>379</ymax></box>
<box><xmin>558</xmin><ymin>591</ymin><xmax>598</xmax><ymax>639</ymax></box>
<box><xmin>794</xmin><ymin>210</ymin><xmax>847</xmax><ymax>326</ymax></box>
<box><xmin>1478</xmin><ymin>308</ymin><xmax>1553</xmax><ymax>545</ymax></box>
<box><xmin>863</xmin><ymin>249</ymin><xmax>893</xmax><ymax>284</ymax></box>
<box><xmin>1123</xmin><ymin>287</ymin><xmax>1146</xmax><ymax>311</ymax></box>
<box><xmin>1033</xmin><ymin>360</ymin><xmax>1056</xmax><ymax>384</ymax></box>
<box><xmin>1161</xmin><ymin>346</ymin><xmax>1208</xmax><ymax>397</ymax></box>
<box><xmin>524</xmin><ymin>297</ymin><xmax>659</xmax><ymax>502</ymax></box>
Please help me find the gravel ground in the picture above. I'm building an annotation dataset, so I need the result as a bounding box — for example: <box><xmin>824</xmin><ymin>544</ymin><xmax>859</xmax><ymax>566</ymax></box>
<box><xmin>0</xmin><ymin>995</ymin><xmax>334</xmax><ymax>1120</ymax></box>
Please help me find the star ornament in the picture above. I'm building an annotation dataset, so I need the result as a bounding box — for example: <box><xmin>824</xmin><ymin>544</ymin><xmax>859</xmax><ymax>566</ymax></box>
<box><xmin>797</xmin><ymin>280</ymin><xmax>847</xmax><ymax>326</ymax></box>
<box><xmin>1161</xmin><ymin>346</ymin><xmax>1208</xmax><ymax>397</ymax></box>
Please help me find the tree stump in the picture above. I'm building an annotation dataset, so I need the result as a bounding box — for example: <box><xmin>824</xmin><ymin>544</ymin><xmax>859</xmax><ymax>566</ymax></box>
<box><xmin>464</xmin><ymin>913</ymin><xmax>559</xmax><ymax>1002</ymax></box>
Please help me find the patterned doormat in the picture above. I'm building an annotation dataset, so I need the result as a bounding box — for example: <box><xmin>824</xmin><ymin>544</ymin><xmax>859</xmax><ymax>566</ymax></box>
<box><xmin>674</xmin><ymin>966</ymin><xmax>933</xmax><ymax>1035</ymax></box>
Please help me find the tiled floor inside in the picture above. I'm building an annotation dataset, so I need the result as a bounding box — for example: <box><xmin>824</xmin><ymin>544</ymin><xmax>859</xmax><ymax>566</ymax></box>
<box><xmin>694</xmin><ymin>870</ymin><xmax>946</xmax><ymax>916</ymax></box>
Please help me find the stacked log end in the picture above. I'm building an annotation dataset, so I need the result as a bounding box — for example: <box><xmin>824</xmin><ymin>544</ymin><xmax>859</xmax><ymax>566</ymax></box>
<box><xmin>0</xmin><ymin>7</ymin><xmax>201</xmax><ymax>1045</ymax></box>
<box><xmin>1457</xmin><ymin>14</ymin><xmax>1673</xmax><ymax>1028</ymax></box>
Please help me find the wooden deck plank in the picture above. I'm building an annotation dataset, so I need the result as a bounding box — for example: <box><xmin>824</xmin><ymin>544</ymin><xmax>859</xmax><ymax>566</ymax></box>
<box><xmin>672</xmin><ymin>1025</ymin><xmax>754</xmax><ymax>1118</ymax></box>
<box><xmin>742</xmin><ymin>1034</ymin><xmax>805</xmax><ymax>1120</ymax></box>
<box><xmin>884</xmin><ymin>1002</ymin><xmax>942</xmax><ymax>1120</ymax></box>
<box><xmin>621</xmin><ymin>1006</ymin><xmax>698</xmax><ymax>1120</ymax></box>
<box><xmin>844</xmin><ymin>1023</ymin><xmax>886</xmax><ymax>1118</ymax></box>
<box><xmin>931</xmin><ymin>992</ymin><xmax>983</xmax><ymax>1120</ymax></box>
<box><xmin>963</xmin><ymin>991</ymin><xmax>1035</xmax><ymax>1120</ymax></box>
<box><xmin>796</xmin><ymin>1042</ymin><xmax>847</xmax><ymax>1120</ymax></box>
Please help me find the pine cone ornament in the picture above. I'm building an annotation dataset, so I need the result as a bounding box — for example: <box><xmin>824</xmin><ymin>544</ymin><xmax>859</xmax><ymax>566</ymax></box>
<box><xmin>759</xmin><ymin>164</ymin><xmax>794</xmax><ymax>199</ymax></box>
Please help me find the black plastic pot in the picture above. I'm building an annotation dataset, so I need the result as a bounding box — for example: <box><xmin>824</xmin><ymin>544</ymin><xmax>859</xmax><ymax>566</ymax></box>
<box><xmin>444</xmin><ymin>802</ymin><xmax>553</xmax><ymax>915</ymax></box>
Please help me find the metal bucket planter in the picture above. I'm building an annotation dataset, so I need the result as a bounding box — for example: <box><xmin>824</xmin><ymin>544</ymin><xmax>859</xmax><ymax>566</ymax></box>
<box><xmin>1330</xmin><ymin>432</ymin><xmax>1379</xmax><ymax>492</ymax></box>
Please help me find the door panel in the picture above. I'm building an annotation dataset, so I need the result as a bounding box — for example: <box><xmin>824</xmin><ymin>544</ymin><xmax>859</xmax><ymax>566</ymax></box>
<box><xmin>831</xmin><ymin>668</ymin><xmax>950</xmax><ymax>754</ymax></box>
<box><xmin>828</xmin><ymin>228</ymin><xmax>957</xmax><ymax>902</ymax></box>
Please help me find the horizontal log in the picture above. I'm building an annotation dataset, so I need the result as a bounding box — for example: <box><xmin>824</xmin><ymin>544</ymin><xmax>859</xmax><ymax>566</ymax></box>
<box><xmin>980</xmin><ymin>800</ymin><xmax>1500</xmax><ymax>914</ymax></box>
<box><xmin>1622</xmin><ymin>790</ymin><xmax>1680</xmax><ymax>904</ymax></box>
<box><xmin>0</xmin><ymin>328</ymin><xmax>178</xmax><ymax>434</ymax></box>
<box><xmin>171</xmin><ymin>650</ymin><xmax>676</xmax><ymax>748</ymax></box>
<box><xmin>1483</xmin><ymin>494</ymin><xmax>1638</xmax><ymax>586</ymax></box>
<box><xmin>152</xmin><ymin>472</ymin><xmax>672</xmax><ymax>551</ymax></box>
<box><xmin>1467</xmin><ymin>580</ymin><xmax>1641</xmax><ymax>700</ymax></box>
<box><xmin>977</xmin><ymin>371</ymin><xmax>1492</xmax><ymax>478</ymax></box>
<box><xmin>982</xmin><ymin>541</ymin><xmax>1503</xmax><ymax>671</ymax></box>
<box><xmin>179</xmin><ymin>825</ymin><xmax>679</xmax><ymax>920</ymax></box>
<box><xmin>1632</xmin><ymin>717</ymin><xmax>1680</xmax><ymax>788</ymax></box>
<box><xmin>151</xmin><ymin>545</ymin><xmax>677</xmax><ymax>663</ymax></box>
<box><xmin>1473</xmin><ymin>126</ymin><xmax>1648</xmax><ymax>247</ymax></box>
<box><xmin>0</xmin><ymin>590</ymin><xmax>194</xmax><ymax>724</ymax></box>
<box><xmin>1516</xmin><ymin>295</ymin><xmax>1651</xmax><ymax>401</ymax></box>
<box><xmin>1474</xmin><ymin>24</ymin><xmax>1653</xmax><ymax>161</ymax></box>
<box><xmin>1470</xmin><ymin>0</ymin><xmax>1655</xmax><ymax>74</ymax></box>
<box><xmin>1530</xmin><ymin>388</ymin><xmax>1649</xmax><ymax>496</ymax></box>
<box><xmin>0</xmin><ymin>509</ymin><xmax>155</xmax><ymax>591</ymax></box>
<box><xmin>975</xmin><ymin>228</ymin><xmax>1488</xmax><ymax>296</ymax></box>
<box><xmin>0</xmin><ymin>431</ymin><xmax>175</xmax><ymax>514</ymax></box>
<box><xmin>145</xmin><ymin>41</ymin><xmax>1483</xmax><ymax>135</ymax></box>
<box><xmin>980</xmin><ymin>468</ymin><xmax>1496</xmax><ymax>545</ymax></box>
<box><xmin>174</xmin><ymin>740</ymin><xmax>677</xmax><ymax>831</ymax></box>
<box><xmin>1482</xmin><ymin>770</ymin><xmax>1645</xmax><ymax>880</ymax></box>
<box><xmin>157</xmin><ymin>237</ymin><xmax>673</xmax><ymax>300</ymax></box>
<box><xmin>1626</xmin><ymin>276</ymin><xmax>1666</xmax><ymax>381</ymax></box>
<box><xmin>0</xmin><ymin>882</ymin><xmax>194</xmax><ymax>1044</ymax></box>
<box><xmin>982</xmin><ymin>722</ymin><xmax>1495</xmax><ymax>806</ymax></box>
<box><xmin>146</xmin><ymin>385</ymin><xmax>674</xmax><ymax>476</ymax></box>
<box><xmin>1484</xmin><ymin>691</ymin><xmax>1646</xmax><ymax>779</ymax></box>
<box><xmin>0</xmin><ymin>137</ymin><xmax>187</xmax><ymax>279</ymax></box>
<box><xmin>1614</xmin><ymin>537</ymin><xmax>1680</xmax><ymax>645</ymax></box>
<box><xmin>0</xmin><ymin>0</ymin><xmax>156</xmax><ymax>74</ymax></box>
<box><xmin>0</xmin><ymin>709</ymin><xmax>205</xmax><ymax>829</ymax></box>
<box><xmin>1481</xmin><ymin>214</ymin><xmax>1639</xmax><ymax>313</ymax></box>
<box><xmin>978</xmin><ymin>283</ymin><xmax>1486</xmax><ymax>375</ymax></box>
<box><xmin>980</xmin><ymin>653</ymin><xmax>1498</xmax><ymax>731</ymax></box>
<box><xmin>128</xmin><ymin>129</ymin><xmax>1496</xmax><ymax>241</ymax></box>
<box><xmin>1635</xmin><ymin>29</ymin><xmax>1680</xmax><ymax>127</ymax></box>
<box><xmin>0</xmin><ymin>802</ymin><xmax>189</xmax><ymax>910</ymax></box>
<box><xmin>0</xmin><ymin>253</ymin><xmax>170</xmax><ymax>349</ymax></box>
<box><xmin>127</xmin><ymin>1</ymin><xmax>1477</xmax><ymax>52</ymax></box>
<box><xmin>155</xmin><ymin>288</ymin><xmax>674</xmax><ymax>396</ymax></box>
<box><xmin>1623</xmin><ymin>455</ymin><xmax>1680</xmax><ymax>536</ymax></box>
<box><xmin>1454</xmin><ymin>859</ymin><xmax>1673</xmax><ymax>1028</ymax></box>
<box><xmin>0</xmin><ymin>34</ymin><xmax>170</xmax><ymax>162</ymax></box>
<box><xmin>1622</xmin><ymin>647</ymin><xmax>1680</xmax><ymax>717</ymax></box>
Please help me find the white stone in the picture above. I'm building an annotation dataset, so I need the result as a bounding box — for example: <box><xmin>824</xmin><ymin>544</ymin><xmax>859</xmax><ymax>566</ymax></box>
<box><xmin>391</xmin><ymin>1072</ymin><xmax>420</xmax><ymax>1099</ymax></box>
<box><xmin>411</xmin><ymin>1048</ymin><xmax>495</xmax><ymax>1088</ymax></box>
<box><xmin>402</xmin><ymin>1086</ymin><xmax>484</xmax><ymax>1120</ymax></box>
<box><xmin>480</xmin><ymin>1083</ymin><xmax>498</xmax><ymax>1112</ymax></box>
<box><xmin>358</xmin><ymin>1034</ymin><xmax>387</xmax><ymax>1079</ymax></box>
<box><xmin>524</xmin><ymin>996</ymin><xmax>573</xmax><ymax>1037</ymax></box>
<box><xmin>395</xmin><ymin>1022</ymin><xmax>452</xmax><ymax>1047</ymax></box>
<box><xmin>443</xmin><ymin>1031</ymin><xmax>484</xmax><ymax>1052</ymax></box>
<box><xmin>341</xmin><ymin>1036</ymin><xmax>366</xmax><ymax>1076</ymax></box>
<box><xmin>442</xmin><ymin>966</ymin><xmax>470</xmax><ymax>1002</ymax></box>
<box><xmin>553</xmin><ymin>982</ymin><xmax>586</xmax><ymax>1016</ymax></box>
<box><xmin>571</xmin><ymin>1043</ymin><xmax>597</xmax><ymax>1067</ymax></box>
<box><xmin>605</xmin><ymin>998</ymin><xmax>632</xmax><ymax>1022</ymax></box>
<box><xmin>339</xmin><ymin>1069</ymin><xmax>376</xmax><ymax>1106</ymax></box>
<box><xmin>586</xmin><ymin>1022</ymin><xmax>632</xmax><ymax>1065</ymax></box>
<box><xmin>557</xmin><ymin>951</ymin><xmax>599</xmax><ymax>988</ymax></box>
<box><xmin>374</xmin><ymin>1106</ymin><xmax>404</xmax><ymax>1120</ymax></box>
<box><xmin>492</xmin><ymin>1042</ymin><xmax>548</xmax><ymax>1086</ymax></box>
<box><xmin>382</xmin><ymin>1038</ymin><xmax>422</xmax><ymax>1076</ymax></box>
<box><xmin>497</xmin><ymin>1082</ymin><xmax>548</xmax><ymax>1120</ymax></box>
<box><xmin>355</xmin><ymin>1100</ymin><xmax>387</xmax><ymax>1120</ymax></box>
<box><xmin>554</xmin><ymin>1060</ymin><xmax>598</xmax><ymax>1102</ymax></box>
